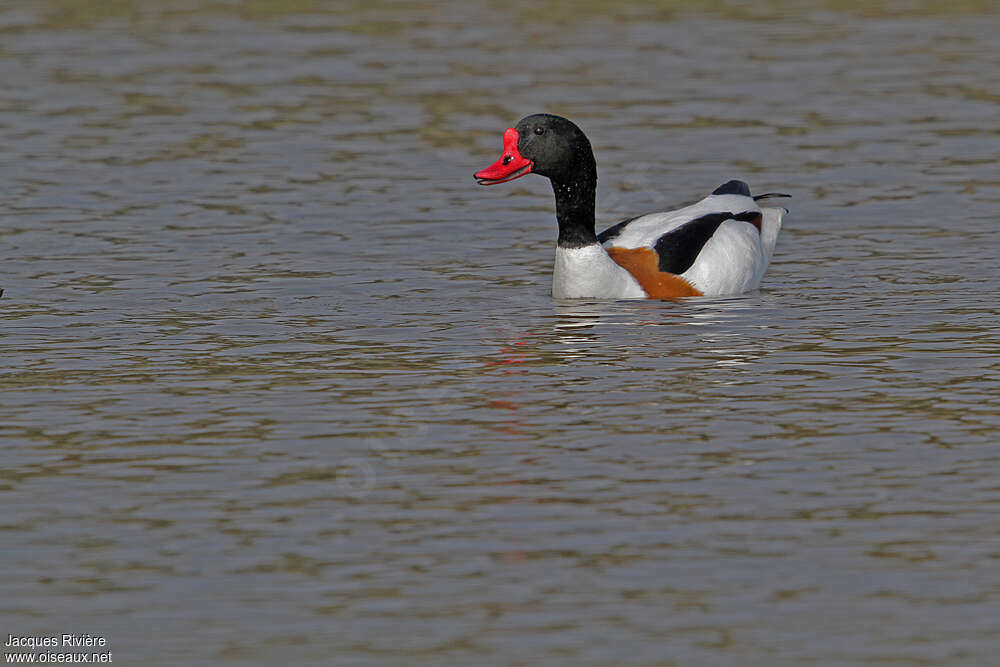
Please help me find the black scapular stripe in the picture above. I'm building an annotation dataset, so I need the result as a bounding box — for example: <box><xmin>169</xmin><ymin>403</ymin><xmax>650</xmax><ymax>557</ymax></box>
<box><xmin>654</xmin><ymin>212</ymin><xmax>734</xmax><ymax>274</ymax></box>
<box><xmin>732</xmin><ymin>210</ymin><xmax>763</xmax><ymax>232</ymax></box>
<box><xmin>711</xmin><ymin>180</ymin><xmax>751</xmax><ymax>196</ymax></box>
<box><xmin>597</xmin><ymin>214</ymin><xmax>642</xmax><ymax>244</ymax></box>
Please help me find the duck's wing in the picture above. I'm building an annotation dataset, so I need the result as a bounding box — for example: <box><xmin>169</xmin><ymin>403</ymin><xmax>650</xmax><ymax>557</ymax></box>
<box><xmin>599</xmin><ymin>181</ymin><xmax>762</xmax><ymax>251</ymax></box>
<box><xmin>599</xmin><ymin>180</ymin><xmax>788</xmax><ymax>296</ymax></box>
<box><xmin>596</xmin><ymin>215</ymin><xmax>643</xmax><ymax>245</ymax></box>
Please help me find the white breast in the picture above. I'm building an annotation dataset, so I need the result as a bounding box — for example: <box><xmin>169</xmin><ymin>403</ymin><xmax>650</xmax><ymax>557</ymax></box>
<box><xmin>552</xmin><ymin>245</ymin><xmax>647</xmax><ymax>299</ymax></box>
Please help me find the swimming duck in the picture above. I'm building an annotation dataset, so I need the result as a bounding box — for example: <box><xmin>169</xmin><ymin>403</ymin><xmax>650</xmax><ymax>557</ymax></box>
<box><xmin>474</xmin><ymin>114</ymin><xmax>789</xmax><ymax>299</ymax></box>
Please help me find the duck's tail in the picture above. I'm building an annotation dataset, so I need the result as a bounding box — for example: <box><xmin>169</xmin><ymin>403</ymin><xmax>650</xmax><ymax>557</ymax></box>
<box><xmin>753</xmin><ymin>192</ymin><xmax>792</xmax><ymax>202</ymax></box>
<box><xmin>759</xmin><ymin>206</ymin><xmax>787</xmax><ymax>267</ymax></box>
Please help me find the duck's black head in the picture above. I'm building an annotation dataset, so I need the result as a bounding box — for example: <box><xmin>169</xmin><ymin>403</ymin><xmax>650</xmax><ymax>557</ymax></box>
<box><xmin>475</xmin><ymin>114</ymin><xmax>599</xmax><ymax>247</ymax></box>
<box><xmin>474</xmin><ymin>114</ymin><xmax>595</xmax><ymax>186</ymax></box>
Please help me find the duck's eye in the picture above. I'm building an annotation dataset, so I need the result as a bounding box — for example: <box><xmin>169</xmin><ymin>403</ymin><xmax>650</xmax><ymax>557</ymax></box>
<box><xmin>534</xmin><ymin>126</ymin><xmax>545</xmax><ymax>135</ymax></box>
<box><xmin>502</xmin><ymin>155</ymin><xmax>512</xmax><ymax>165</ymax></box>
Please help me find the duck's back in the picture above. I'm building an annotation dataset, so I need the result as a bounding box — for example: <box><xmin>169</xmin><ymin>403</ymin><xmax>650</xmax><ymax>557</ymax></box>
<box><xmin>598</xmin><ymin>181</ymin><xmax>786</xmax><ymax>296</ymax></box>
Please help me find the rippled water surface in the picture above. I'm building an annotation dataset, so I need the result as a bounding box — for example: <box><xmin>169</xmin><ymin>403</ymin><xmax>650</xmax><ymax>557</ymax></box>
<box><xmin>2</xmin><ymin>1</ymin><xmax>999</xmax><ymax>664</ymax></box>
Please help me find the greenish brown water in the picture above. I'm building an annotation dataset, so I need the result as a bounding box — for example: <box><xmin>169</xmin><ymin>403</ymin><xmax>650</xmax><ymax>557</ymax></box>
<box><xmin>2</xmin><ymin>1</ymin><xmax>999</xmax><ymax>665</ymax></box>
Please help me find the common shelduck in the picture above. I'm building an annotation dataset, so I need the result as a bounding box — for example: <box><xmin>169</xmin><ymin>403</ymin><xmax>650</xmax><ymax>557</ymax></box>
<box><xmin>474</xmin><ymin>113</ymin><xmax>789</xmax><ymax>299</ymax></box>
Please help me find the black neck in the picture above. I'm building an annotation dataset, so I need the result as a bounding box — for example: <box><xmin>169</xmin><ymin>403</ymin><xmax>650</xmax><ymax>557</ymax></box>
<box><xmin>552</xmin><ymin>172</ymin><xmax>598</xmax><ymax>248</ymax></box>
